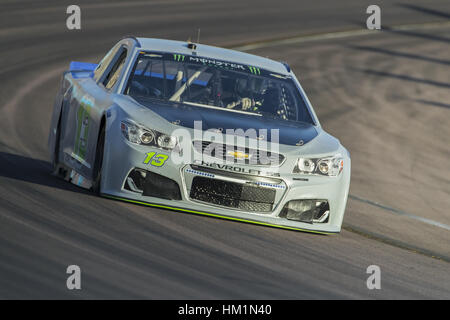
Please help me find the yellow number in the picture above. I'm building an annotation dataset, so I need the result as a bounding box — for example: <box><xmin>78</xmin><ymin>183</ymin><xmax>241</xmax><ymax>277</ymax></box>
<box><xmin>143</xmin><ymin>152</ymin><xmax>156</xmax><ymax>164</ymax></box>
<box><xmin>151</xmin><ymin>154</ymin><xmax>169</xmax><ymax>167</ymax></box>
<box><xmin>143</xmin><ymin>152</ymin><xmax>168</xmax><ymax>167</ymax></box>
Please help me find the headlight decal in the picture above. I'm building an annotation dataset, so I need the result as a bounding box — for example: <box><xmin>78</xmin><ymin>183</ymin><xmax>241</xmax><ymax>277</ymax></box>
<box><xmin>294</xmin><ymin>155</ymin><xmax>343</xmax><ymax>176</ymax></box>
<box><xmin>121</xmin><ymin>120</ymin><xmax>178</xmax><ymax>150</ymax></box>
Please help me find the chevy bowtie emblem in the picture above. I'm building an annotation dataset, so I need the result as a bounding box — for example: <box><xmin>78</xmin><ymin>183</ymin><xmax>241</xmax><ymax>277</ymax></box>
<box><xmin>227</xmin><ymin>150</ymin><xmax>250</xmax><ymax>159</ymax></box>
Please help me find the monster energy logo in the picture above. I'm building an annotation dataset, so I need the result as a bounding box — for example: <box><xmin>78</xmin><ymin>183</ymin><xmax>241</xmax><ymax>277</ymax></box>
<box><xmin>173</xmin><ymin>54</ymin><xmax>185</xmax><ymax>61</ymax></box>
<box><xmin>248</xmin><ymin>66</ymin><xmax>261</xmax><ymax>75</ymax></box>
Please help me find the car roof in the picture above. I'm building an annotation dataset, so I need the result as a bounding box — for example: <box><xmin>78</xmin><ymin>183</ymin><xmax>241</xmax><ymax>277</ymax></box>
<box><xmin>135</xmin><ymin>37</ymin><xmax>290</xmax><ymax>75</ymax></box>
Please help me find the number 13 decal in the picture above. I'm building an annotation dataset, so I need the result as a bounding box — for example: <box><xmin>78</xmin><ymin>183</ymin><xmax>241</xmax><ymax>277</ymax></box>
<box><xmin>143</xmin><ymin>152</ymin><xmax>169</xmax><ymax>167</ymax></box>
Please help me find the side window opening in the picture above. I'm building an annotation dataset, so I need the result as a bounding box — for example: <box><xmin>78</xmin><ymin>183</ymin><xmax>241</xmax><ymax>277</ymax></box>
<box><xmin>103</xmin><ymin>49</ymin><xmax>127</xmax><ymax>90</ymax></box>
<box><xmin>93</xmin><ymin>44</ymin><xmax>120</xmax><ymax>82</ymax></box>
<box><xmin>126</xmin><ymin>57</ymin><xmax>165</xmax><ymax>98</ymax></box>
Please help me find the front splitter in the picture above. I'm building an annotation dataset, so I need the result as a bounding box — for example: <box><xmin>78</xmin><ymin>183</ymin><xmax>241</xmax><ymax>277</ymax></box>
<box><xmin>102</xmin><ymin>193</ymin><xmax>336</xmax><ymax>235</ymax></box>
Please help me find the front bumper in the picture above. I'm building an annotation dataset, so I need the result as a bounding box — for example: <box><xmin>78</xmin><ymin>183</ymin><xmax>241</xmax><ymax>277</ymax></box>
<box><xmin>101</xmin><ymin>121</ymin><xmax>351</xmax><ymax>234</ymax></box>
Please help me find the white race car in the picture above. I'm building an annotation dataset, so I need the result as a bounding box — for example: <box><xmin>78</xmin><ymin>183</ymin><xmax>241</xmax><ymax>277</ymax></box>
<box><xmin>48</xmin><ymin>37</ymin><xmax>351</xmax><ymax>234</ymax></box>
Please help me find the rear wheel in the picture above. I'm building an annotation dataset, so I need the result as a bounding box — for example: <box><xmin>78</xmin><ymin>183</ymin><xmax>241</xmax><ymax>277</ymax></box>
<box><xmin>92</xmin><ymin>125</ymin><xmax>105</xmax><ymax>195</ymax></box>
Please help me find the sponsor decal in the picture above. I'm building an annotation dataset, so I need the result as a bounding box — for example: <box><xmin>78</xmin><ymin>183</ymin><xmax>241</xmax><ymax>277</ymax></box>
<box><xmin>173</xmin><ymin>54</ymin><xmax>185</xmax><ymax>62</ymax></box>
<box><xmin>195</xmin><ymin>160</ymin><xmax>280</xmax><ymax>177</ymax></box>
<box><xmin>74</xmin><ymin>95</ymin><xmax>94</xmax><ymax>160</ymax></box>
<box><xmin>188</xmin><ymin>56</ymin><xmax>246</xmax><ymax>71</ymax></box>
<box><xmin>248</xmin><ymin>66</ymin><xmax>261</xmax><ymax>75</ymax></box>
<box><xmin>227</xmin><ymin>150</ymin><xmax>250</xmax><ymax>160</ymax></box>
<box><xmin>138</xmin><ymin>51</ymin><xmax>281</xmax><ymax>78</ymax></box>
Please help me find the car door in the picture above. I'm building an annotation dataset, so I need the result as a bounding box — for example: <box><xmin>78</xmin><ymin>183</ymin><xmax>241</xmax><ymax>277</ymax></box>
<box><xmin>62</xmin><ymin>43</ymin><xmax>129</xmax><ymax>179</ymax></box>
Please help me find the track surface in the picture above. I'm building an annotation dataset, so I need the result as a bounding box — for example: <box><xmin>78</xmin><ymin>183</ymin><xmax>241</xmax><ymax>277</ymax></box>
<box><xmin>0</xmin><ymin>0</ymin><xmax>449</xmax><ymax>299</ymax></box>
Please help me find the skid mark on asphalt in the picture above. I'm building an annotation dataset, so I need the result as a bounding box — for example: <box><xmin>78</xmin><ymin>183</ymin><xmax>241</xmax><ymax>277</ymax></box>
<box><xmin>343</xmin><ymin>224</ymin><xmax>450</xmax><ymax>263</ymax></box>
<box><xmin>349</xmin><ymin>195</ymin><xmax>450</xmax><ymax>232</ymax></box>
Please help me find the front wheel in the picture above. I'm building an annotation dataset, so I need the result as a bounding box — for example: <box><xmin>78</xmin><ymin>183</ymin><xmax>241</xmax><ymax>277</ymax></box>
<box><xmin>91</xmin><ymin>126</ymin><xmax>105</xmax><ymax>195</ymax></box>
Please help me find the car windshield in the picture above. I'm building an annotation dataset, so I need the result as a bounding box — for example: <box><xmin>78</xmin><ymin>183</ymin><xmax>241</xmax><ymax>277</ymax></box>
<box><xmin>124</xmin><ymin>51</ymin><xmax>314</xmax><ymax>124</ymax></box>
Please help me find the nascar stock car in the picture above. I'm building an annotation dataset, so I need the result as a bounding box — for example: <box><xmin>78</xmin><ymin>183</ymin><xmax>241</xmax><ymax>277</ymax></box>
<box><xmin>48</xmin><ymin>37</ymin><xmax>351</xmax><ymax>234</ymax></box>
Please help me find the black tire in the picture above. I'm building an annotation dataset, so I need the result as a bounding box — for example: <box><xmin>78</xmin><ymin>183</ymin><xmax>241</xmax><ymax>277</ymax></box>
<box><xmin>92</xmin><ymin>125</ymin><xmax>105</xmax><ymax>195</ymax></box>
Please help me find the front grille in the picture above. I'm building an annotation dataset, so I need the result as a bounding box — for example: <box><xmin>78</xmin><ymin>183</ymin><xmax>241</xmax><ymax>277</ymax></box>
<box><xmin>190</xmin><ymin>176</ymin><xmax>276</xmax><ymax>212</ymax></box>
<box><xmin>193</xmin><ymin>141</ymin><xmax>284</xmax><ymax>166</ymax></box>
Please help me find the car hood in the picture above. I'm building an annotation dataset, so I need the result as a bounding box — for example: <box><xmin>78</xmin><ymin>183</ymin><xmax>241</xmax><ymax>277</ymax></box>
<box><xmin>134</xmin><ymin>98</ymin><xmax>318</xmax><ymax>146</ymax></box>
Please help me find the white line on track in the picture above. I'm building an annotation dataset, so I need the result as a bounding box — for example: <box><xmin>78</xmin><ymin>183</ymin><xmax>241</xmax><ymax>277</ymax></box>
<box><xmin>231</xmin><ymin>21</ymin><xmax>450</xmax><ymax>51</ymax></box>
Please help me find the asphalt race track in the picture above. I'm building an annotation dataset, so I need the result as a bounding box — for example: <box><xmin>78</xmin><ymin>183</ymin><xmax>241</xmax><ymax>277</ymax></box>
<box><xmin>0</xmin><ymin>0</ymin><xmax>449</xmax><ymax>299</ymax></box>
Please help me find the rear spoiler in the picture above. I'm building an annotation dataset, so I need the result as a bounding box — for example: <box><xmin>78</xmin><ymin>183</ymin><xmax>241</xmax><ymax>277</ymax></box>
<box><xmin>69</xmin><ymin>61</ymin><xmax>98</xmax><ymax>78</ymax></box>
